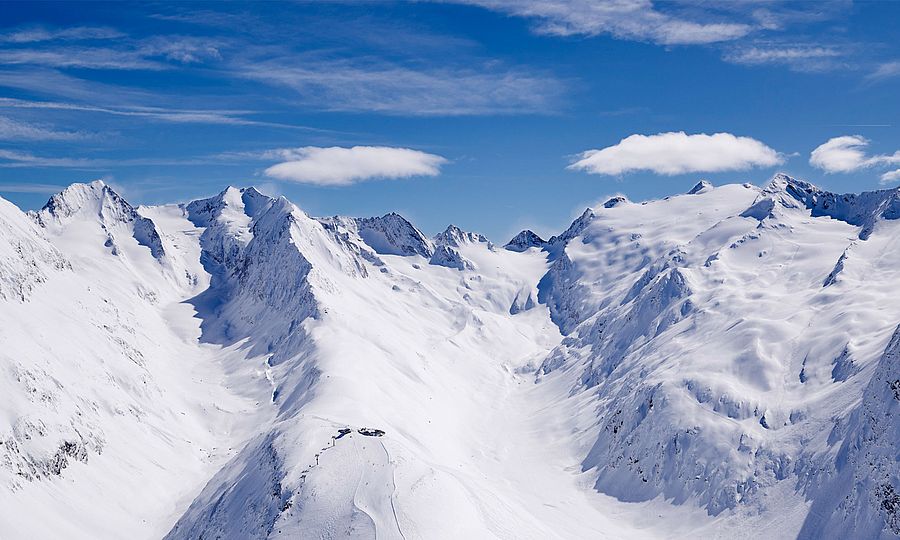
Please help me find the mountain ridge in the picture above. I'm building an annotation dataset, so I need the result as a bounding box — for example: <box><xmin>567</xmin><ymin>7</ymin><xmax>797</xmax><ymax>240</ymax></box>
<box><xmin>2</xmin><ymin>173</ymin><xmax>900</xmax><ymax>539</ymax></box>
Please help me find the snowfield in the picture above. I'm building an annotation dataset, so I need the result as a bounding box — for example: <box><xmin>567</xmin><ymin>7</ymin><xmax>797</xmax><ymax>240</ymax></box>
<box><xmin>2</xmin><ymin>175</ymin><xmax>900</xmax><ymax>538</ymax></box>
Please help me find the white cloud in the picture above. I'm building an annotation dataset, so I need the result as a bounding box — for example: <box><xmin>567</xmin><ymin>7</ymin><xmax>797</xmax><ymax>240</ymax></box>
<box><xmin>723</xmin><ymin>44</ymin><xmax>844</xmax><ymax>72</ymax></box>
<box><xmin>264</xmin><ymin>146</ymin><xmax>447</xmax><ymax>186</ymax></box>
<box><xmin>881</xmin><ymin>169</ymin><xmax>900</xmax><ymax>185</ymax></box>
<box><xmin>0</xmin><ymin>149</ymin><xmax>102</xmax><ymax>168</ymax></box>
<box><xmin>237</xmin><ymin>58</ymin><xmax>565</xmax><ymax>116</ymax></box>
<box><xmin>809</xmin><ymin>135</ymin><xmax>871</xmax><ymax>173</ymax></box>
<box><xmin>0</xmin><ymin>97</ymin><xmax>309</xmax><ymax>129</ymax></box>
<box><xmin>0</xmin><ymin>26</ymin><xmax>124</xmax><ymax>43</ymax></box>
<box><xmin>0</xmin><ymin>149</ymin><xmax>212</xmax><ymax>169</ymax></box>
<box><xmin>868</xmin><ymin>61</ymin><xmax>900</xmax><ymax>82</ymax></box>
<box><xmin>0</xmin><ymin>115</ymin><xmax>88</xmax><ymax>141</ymax></box>
<box><xmin>0</xmin><ymin>47</ymin><xmax>166</xmax><ymax>70</ymax></box>
<box><xmin>0</xmin><ymin>182</ymin><xmax>68</xmax><ymax>194</ymax></box>
<box><xmin>568</xmin><ymin>132</ymin><xmax>783</xmax><ymax>176</ymax></box>
<box><xmin>809</xmin><ymin>135</ymin><xmax>900</xmax><ymax>174</ymax></box>
<box><xmin>138</xmin><ymin>36</ymin><xmax>223</xmax><ymax>64</ymax></box>
<box><xmin>454</xmin><ymin>0</ymin><xmax>752</xmax><ymax>45</ymax></box>
<box><xmin>0</xmin><ymin>35</ymin><xmax>223</xmax><ymax>71</ymax></box>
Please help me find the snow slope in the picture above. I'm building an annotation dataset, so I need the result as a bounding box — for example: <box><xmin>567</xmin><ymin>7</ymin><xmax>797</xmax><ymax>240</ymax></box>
<box><xmin>2</xmin><ymin>175</ymin><xmax>900</xmax><ymax>538</ymax></box>
<box><xmin>536</xmin><ymin>174</ymin><xmax>900</xmax><ymax>537</ymax></box>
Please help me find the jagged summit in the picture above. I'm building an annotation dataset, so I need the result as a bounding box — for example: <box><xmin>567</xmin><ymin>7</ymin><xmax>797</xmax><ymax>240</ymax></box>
<box><xmin>433</xmin><ymin>224</ymin><xmax>489</xmax><ymax>247</ymax></box>
<box><xmin>548</xmin><ymin>208</ymin><xmax>595</xmax><ymax>246</ymax></box>
<box><xmin>239</xmin><ymin>187</ymin><xmax>274</xmax><ymax>218</ymax></box>
<box><xmin>688</xmin><ymin>180</ymin><xmax>713</xmax><ymax>194</ymax></box>
<box><xmin>504</xmin><ymin>229</ymin><xmax>547</xmax><ymax>252</ymax></box>
<box><xmin>602</xmin><ymin>196</ymin><xmax>628</xmax><ymax>208</ymax></box>
<box><xmin>36</xmin><ymin>180</ymin><xmax>130</xmax><ymax>226</ymax></box>
<box><xmin>352</xmin><ymin>212</ymin><xmax>434</xmax><ymax>257</ymax></box>
<box><xmin>34</xmin><ymin>180</ymin><xmax>165</xmax><ymax>259</ymax></box>
<box><xmin>185</xmin><ymin>186</ymin><xmax>274</xmax><ymax>228</ymax></box>
<box><xmin>761</xmin><ymin>172</ymin><xmax>814</xmax><ymax>197</ymax></box>
<box><xmin>751</xmin><ymin>173</ymin><xmax>900</xmax><ymax>239</ymax></box>
<box><xmin>8</xmin><ymin>176</ymin><xmax>900</xmax><ymax>538</ymax></box>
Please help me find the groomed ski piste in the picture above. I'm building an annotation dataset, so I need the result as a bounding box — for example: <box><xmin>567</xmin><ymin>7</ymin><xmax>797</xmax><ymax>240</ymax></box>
<box><xmin>2</xmin><ymin>173</ymin><xmax>900</xmax><ymax>539</ymax></box>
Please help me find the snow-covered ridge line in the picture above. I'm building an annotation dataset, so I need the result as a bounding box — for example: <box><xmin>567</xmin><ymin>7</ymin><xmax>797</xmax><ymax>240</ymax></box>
<box><xmin>532</xmin><ymin>173</ymin><xmax>900</xmax><ymax>533</ymax></box>
<box><xmin>32</xmin><ymin>180</ymin><xmax>165</xmax><ymax>259</ymax></box>
<box><xmin>0</xmin><ymin>197</ymin><xmax>70</xmax><ymax>302</ymax></box>
<box><xmin>752</xmin><ymin>173</ymin><xmax>900</xmax><ymax>239</ymax></box>
<box><xmin>4</xmin><ymin>173</ymin><xmax>900</xmax><ymax>539</ymax></box>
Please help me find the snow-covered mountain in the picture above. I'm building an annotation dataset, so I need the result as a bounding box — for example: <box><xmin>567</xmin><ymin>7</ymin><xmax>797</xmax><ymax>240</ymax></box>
<box><xmin>2</xmin><ymin>175</ymin><xmax>900</xmax><ymax>539</ymax></box>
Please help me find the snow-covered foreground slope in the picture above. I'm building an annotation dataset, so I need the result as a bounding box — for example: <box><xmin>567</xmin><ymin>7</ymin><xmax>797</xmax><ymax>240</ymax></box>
<box><xmin>2</xmin><ymin>175</ymin><xmax>900</xmax><ymax>538</ymax></box>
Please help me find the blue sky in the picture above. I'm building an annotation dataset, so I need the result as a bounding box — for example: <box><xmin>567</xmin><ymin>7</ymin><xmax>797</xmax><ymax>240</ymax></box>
<box><xmin>0</xmin><ymin>1</ymin><xmax>898</xmax><ymax>241</ymax></box>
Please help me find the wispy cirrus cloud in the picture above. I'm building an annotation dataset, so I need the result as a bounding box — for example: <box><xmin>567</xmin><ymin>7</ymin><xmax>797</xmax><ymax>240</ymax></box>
<box><xmin>723</xmin><ymin>43</ymin><xmax>846</xmax><ymax>72</ymax></box>
<box><xmin>450</xmin><ymin>0</ymin><xmax>753</xmax><ymax>45</ymax></box>
<box><xmin>264</xmin><ymin>146</ymin><xmax>448</xmax><ymax>185</ymax></box>
<box><xmin>569</xmin><ymin>132</ymin><xmax>783</xmax><ymax>176</ymax></box>
<box><xmin>0</xmin><ymin>115</ymin><xmax>90</xmax><ymax>141</ymax></box>
<box><xmin>867</xmin><ymin>61</ymin><xmax>900</xmax><ymax>82</ymax></box>
<box><xmin>881</xmin><ymin>169</ymin><xmax>900</xmax><ymax>184</ymax></box>
<box><xmin>810</xmin><ymin>136</ymin><xmax>900</xmax><ymax>184</ymax></box>
<box><xmin>0</xmin><ymin>35</ymin><xmax>224</xmax><ymax>70</ymax></box>
<box><xmin>0</xmin><ymin>97</ymin><xmax>316</xmax><ymax>130</ymax></box>
<box><xmin>0</xmin><ymin>149</ymin><xmax>105</xmax><ymax>168</ymax></box>
<box><xmin>0</xmin><ymin>46</ymin><xmax>167</xmax><ymax>70</ymax></box>
<box><xmin>0</xmin><ymin>182</ymin><xmax>69</xmax><ymax>194</ymax></box>
<box><xmin>238</xmin><ymin>57</ymin><xmax>566</xmax><ymax>116</ymax></box>
<box><xmin>0</xmin><ymin>18</ymin><xmax>564</xmax><ymax>117</ymax></box>
<box><xmin>451</xmin><ymin>1</ymin><xmax>869</xmax><ymax>76</ymax></box>
<box><xmin>0</xmin><ymin>149</ymin><xmax>215</xmax><ymax>169</ymax></box>
<box><xmin>0</xmin><ymin>25</ymin><xmax>124</xmax><ymax>43</ymax></box>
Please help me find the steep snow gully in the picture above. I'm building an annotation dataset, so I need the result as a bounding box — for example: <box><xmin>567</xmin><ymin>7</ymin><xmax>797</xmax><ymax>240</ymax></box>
<box><xmin>3</xmin><ymin>174</ymin><xmax>900</xmax><ymax>538</ymax></box>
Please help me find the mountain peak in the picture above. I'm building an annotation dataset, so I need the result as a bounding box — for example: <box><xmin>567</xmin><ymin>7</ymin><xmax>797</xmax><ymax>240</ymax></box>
<box><xmin>434</xmin><ymin>224</ymin><xmax>489</xmax><ymax>247</ymax></box>
<box><xmin>603</xmin><ymin>196</ymin><xmax>628</xmax><ymax>208</ymax></box>
<box><xmin>36</xmin><ymin>180</ymin><xmax>148</xmax><ymax>230</ymax></box>
<box><xmin>352</xmin><ymin>212</ymin><xmax>434</xmax><ymax>257</ymax></box>
<box><xmin>34</xmin><ymin>181</ymin><xmax>165</xmax><ymax>258</ymax></box>
<box><xmin>186</xmin><ymin>186</ymin><xmax>274</xmax><ymax>228</ymax></box>
<box><xmin>504</xmin><ymin>229</ymin><xmax>547</xmax><ymax>252</ymax></box>
<box><xmin>548</xmin><ymin>208</ymin><xmax>595</xmax><ymax>246</ymax></box>
<box><xmin>762</xmin><ymin>173</ymin><xmax>819</xmax><ymax>198</ymax></box>
<box><xmin>749</xmin><ymin>173</ymin><xmax>900</xmax><ymax>239</ymax></box>
<box><xmin>688</xmin><ymin>180</ymin><xmax>713</xmax><ymax>194</ymax></box>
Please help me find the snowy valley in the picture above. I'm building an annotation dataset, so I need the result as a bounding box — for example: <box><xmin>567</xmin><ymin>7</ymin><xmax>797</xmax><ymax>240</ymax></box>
<box><xmin>2</xmin><ymin>174</ymin><xmax>900</xmax><ymax>539</ymax></box>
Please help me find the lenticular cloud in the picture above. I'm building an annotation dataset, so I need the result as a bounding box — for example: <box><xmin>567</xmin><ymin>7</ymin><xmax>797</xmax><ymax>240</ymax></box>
<box><xmin>568</xmin><ymin>131</ymin><xmax>783</xmax><ymax>176</ymax></box>
<box><xmin>264</xmin><ymin>145</ymin><xmax>447</xmax><ymax>185</ymax></box>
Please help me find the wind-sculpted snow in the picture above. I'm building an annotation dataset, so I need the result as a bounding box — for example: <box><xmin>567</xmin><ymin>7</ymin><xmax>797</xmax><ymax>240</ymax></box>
<box><xmin>5</xmin><ymin>174</ymin><xmax>900</xmax><ymax>539</ymax></box>
<box><xmin>536</xmin><ymin>174</ymin><xmax>900</xmax><ymax>534</ymax></box>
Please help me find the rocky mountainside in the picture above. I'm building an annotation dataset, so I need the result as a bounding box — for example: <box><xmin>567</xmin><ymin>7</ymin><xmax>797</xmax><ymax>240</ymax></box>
<box><xmin>2</xmin><ymin>175</ymin><xmax>900</xmax><ymax>539</ymax></box>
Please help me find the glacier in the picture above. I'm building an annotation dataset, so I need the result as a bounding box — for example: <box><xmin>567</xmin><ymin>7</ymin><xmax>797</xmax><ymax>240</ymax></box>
<box><xmin>2</xmin><ymin>175</ymin><xmax>900</xmax><ymax>538</ymax></box>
